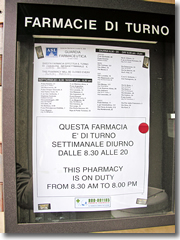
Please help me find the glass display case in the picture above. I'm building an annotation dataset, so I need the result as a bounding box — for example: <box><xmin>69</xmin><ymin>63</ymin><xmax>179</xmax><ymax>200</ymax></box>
<box><xmin>3</xmin><ymin>0</ymin><xmax>175</xmax><ymax>233</ymax></box>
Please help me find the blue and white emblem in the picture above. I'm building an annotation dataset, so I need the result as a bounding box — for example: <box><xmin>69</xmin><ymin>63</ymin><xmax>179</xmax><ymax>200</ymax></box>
<box><xmin>46</xmin><ymin>48</ymin><xmax>58</xmax><ymax>57</ymax></box>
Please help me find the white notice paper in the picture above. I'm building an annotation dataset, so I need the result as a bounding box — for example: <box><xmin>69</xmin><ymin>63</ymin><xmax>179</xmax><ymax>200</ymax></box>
<box><xmin>33</xmin><ymin>43</ymin><xmax>150</xmax><ymax>212</ymax></box>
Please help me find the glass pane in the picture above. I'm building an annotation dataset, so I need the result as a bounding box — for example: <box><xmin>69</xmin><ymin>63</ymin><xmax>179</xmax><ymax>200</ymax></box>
<box><xmin>15</xmin><ymin>3</ymin><xmax>175</xmax><ymax>224</ymax></box>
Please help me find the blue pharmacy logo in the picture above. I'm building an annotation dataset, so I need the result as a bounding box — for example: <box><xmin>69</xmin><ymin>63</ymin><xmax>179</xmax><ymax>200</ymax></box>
<box><xmin>46</xmin><ymin>48</ymin><xmax>58</xmax><ymax>57</ymax></box>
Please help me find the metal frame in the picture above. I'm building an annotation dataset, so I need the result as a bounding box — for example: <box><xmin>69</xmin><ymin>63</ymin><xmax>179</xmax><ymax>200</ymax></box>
<box><xmin>3</xmin><ymin>0</ymin><xmax>175</xmax><ymax>233</ymax></box>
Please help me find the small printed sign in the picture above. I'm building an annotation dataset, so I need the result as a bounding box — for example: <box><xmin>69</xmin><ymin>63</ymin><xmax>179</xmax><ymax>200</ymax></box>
<box><xmin>136</xmin><ymin>198</ymin><xmax>147</xmax><ymax>205</ymax></box>
<box><xmin>35</xmin><ymin>46</ymin><xmax>44</xmax><ymax>59</ymax></box>
<box><xmin>142</xmin><ymin>56</ymin><xmax>149</xmax><ymax>68</ymax></box>
<box><xmin>38</xmin><ymin>203</ymin><xmax>51</xmax><ymax>210</ymax></box>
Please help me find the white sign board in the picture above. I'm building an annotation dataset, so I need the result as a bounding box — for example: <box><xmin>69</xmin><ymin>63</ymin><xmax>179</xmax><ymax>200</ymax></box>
<box><xmin>33</xmin><ymin>43</ymin><xmax>150</xmax><ymax>212</ymax></box>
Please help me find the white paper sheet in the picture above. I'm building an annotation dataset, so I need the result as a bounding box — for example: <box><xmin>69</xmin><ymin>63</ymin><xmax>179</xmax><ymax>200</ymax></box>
<box><xmin>33</xmin><ymin>43</ymin><xmax>150</xmax><ymax>212</ymax></box>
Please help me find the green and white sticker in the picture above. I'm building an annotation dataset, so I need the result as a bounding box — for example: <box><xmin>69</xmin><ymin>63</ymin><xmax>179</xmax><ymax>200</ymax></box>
<box><xmin>75</xmin><ymin>197</ymin><xmax>111</xmax><ymax>208</ymax></box>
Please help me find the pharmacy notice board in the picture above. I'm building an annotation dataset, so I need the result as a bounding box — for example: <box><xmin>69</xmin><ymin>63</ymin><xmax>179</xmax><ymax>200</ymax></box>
<box><xmin>33</xmin><ymin>43</ymin><xmax>150</xmax><ymax>212</ymax></box>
